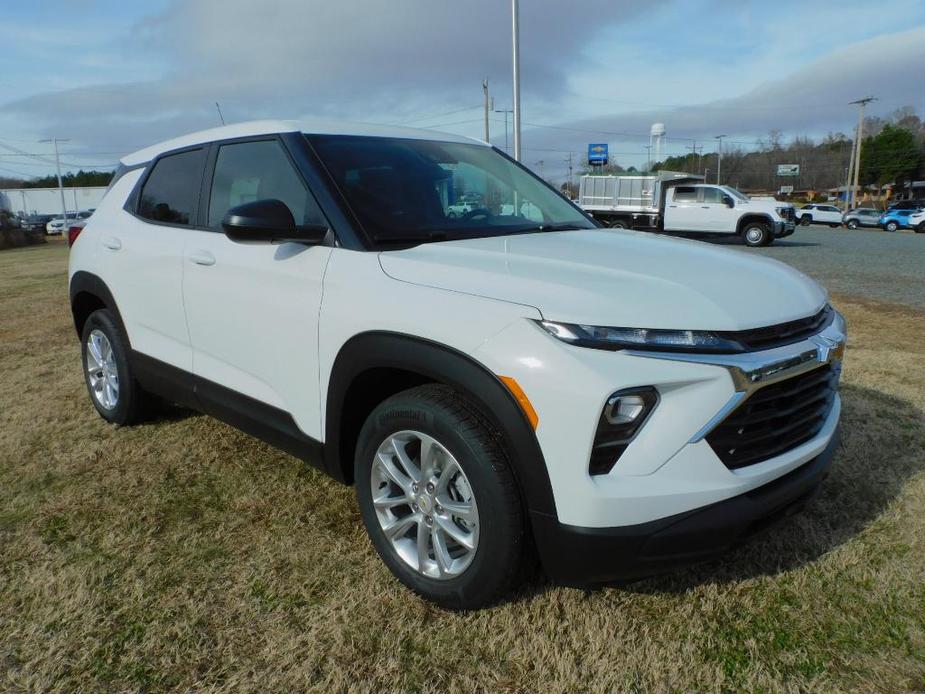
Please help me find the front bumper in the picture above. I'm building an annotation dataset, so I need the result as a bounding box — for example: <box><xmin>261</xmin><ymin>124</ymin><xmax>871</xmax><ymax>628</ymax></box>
<box><xmin>532</xmin><ymin>427</ymin><xmax>839</xmax><ymax>585</ymax></box>
<box><xmin>773</xmin><ymin>219</ymin><xmax>796</xmax><ymax>237</ymax></box>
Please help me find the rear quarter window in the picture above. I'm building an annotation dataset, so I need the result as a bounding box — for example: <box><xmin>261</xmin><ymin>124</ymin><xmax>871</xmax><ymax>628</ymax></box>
<box><xmin>137</xmin><ymin>149</ymin><xmax>206</xmax><ymax>226</ymax></box>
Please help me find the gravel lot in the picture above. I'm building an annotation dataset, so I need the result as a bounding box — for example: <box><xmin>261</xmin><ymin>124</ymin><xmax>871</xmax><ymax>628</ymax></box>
<box><xmin>714</xmin><ymin>226</ymin><xmax>925</xmax><ymax>311</ymax></box>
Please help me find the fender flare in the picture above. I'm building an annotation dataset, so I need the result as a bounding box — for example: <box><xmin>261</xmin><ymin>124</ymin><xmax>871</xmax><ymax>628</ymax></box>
<box><xmin>325</xmin><ymin>331</ymin><xmax>558</xmax><ymax>518</ymax></box>
<box><xmin>737</xmin><ymin>213</ymin><xmax>775</xmax><ymax>234</ymax></box>
<box><xmin>68</xmin><ymin>271</ymin><xmax>128</xmax><ymax>341</ymax></box>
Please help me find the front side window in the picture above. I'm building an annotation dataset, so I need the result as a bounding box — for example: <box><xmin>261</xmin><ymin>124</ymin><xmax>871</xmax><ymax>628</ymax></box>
<box><xmin>307</xmin><ymin>135</ymin><xmax>594</xmax><ymax>247</ymax></box>
<box><xmin>701</xmin><ymin>187</ymin><xmax>724</xmax><ymax>204</ymax></box>
<box><xmin>673</xmin><ymin>186</ymin><xmax>698</xmax><ymax>202</ymax></box>
<box><xmin>138</xmin><ymin>149</ymin><xmax>205</xmax><ymax>225</ymax></box>
<box><xmin>207</xmin><ymin>139</ymin><xmax>326</xmax><ymax>228</ymax></box>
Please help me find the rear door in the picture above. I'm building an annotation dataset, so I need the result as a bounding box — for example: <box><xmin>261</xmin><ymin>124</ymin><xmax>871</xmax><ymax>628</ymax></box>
<box><xmin>107</xmin><ymin>147</ymin><xmax>205</xmax><ymax>372</ymax></box>
<box><xmin>181</xmin><ymin>136</ymin><xmax>333</xmax><ymax>439</ymax></box>
<box><xmin>663</xmin><ymin>185</ymin><xmax>705</xmax><ymax>231</ymax></box>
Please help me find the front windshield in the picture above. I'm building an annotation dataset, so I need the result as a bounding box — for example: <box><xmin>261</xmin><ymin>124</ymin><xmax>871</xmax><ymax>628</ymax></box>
<box><xmin>721</xmin><ymin>186</ymin><xmax>749</xmax><ymax>202</ymax></box>
<box><xmin>307</xmin><ymin>135</ymin><xmax>595</xmax><ymax>246</ymax></box>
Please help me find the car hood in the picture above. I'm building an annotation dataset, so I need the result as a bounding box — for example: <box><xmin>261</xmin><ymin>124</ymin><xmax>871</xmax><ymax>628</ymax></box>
<box><xmin>378</xmin><ymin>229</ymin><xmax>826</xmax><ymax>330</ymax></box>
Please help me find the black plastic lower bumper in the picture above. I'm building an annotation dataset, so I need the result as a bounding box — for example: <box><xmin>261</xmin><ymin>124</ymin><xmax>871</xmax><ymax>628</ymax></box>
<box><xmin>531</xmin><ymin>429</ymin><xmax>839</xmax><ymax>586</ymax></box>
<box><xmin>774</xmin><ymin>219</ymin><xmax>797</xmax><ymax>237</ymax></box>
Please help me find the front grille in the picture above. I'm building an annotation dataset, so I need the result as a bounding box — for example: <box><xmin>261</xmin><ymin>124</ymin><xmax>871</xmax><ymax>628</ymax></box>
<box><xmin>721</xmin><ymin>305</ymin><xmax>834</xmax><ymax>352</ymax></box>
<box><xmin>707</xmin><ymin>364</ymin><xmax>838</xmax><ymax>469</ymax></box>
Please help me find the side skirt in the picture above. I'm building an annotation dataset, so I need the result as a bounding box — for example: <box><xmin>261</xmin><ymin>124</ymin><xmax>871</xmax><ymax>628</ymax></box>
<box><xmin>131</xmin><ymin>350</ymin><xmax>328</xmax><ymax>475</ymax></box>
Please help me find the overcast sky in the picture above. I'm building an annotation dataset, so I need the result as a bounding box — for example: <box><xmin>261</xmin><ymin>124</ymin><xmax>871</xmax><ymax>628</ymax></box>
<box><xmin>1</xmin><ymin>0</ymin><xmax>924</xmax><ymax>180</ymax></box>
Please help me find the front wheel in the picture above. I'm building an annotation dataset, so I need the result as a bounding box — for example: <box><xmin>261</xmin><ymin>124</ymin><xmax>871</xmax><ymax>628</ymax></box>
<box><xmin>800</xmin><ymin>216</ymin><xmax>812</xmax><ymax>226</ymax></box>
<box><xmin>847</xmin><ymin>220</ymin><xmax>859</xmax><ymax>229</ymax></box>
<box><xmin>885</xmin><ymin>221</ymin><xmax>898</xmax><ymax>232</ymax></box>
<box><xmin>355</xmin><ymin>384</ymin><xmax>528</xmax><ymax>610</ymax></box>
<box><xmin>742</xmin><ymin>222</ymin><xmax>772</xmax><ymax>247</ymax></box>
<box><xmin>829</xmin><ymin>223</ymin><xmax>840</xmax><ymax>228</ymax></box>
<box><xmin>915</xmin><ymin>223</ymin><xmax>925</xmax><ymax>234</ymax></box>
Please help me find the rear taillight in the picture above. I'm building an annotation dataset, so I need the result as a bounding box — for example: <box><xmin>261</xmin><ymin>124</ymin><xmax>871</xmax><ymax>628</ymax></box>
<box><xmin>67</xmin><ymin>225</ymin><xmax>83</xmax><ymax>247</ymax></box>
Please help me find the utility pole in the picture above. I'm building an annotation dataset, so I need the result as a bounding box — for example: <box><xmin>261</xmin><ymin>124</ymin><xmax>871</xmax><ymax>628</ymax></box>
<box><xmin>494</xmin><ymin>106</ymin><xmax>513</xmax><ymax>152</ymax></box>
<box><xmin>849</xmin><ymin>97</ymin><xmax>876</xmax><ymax>209</ymax></box>
<box><xmin>482</xmin><ymin>79</ymin><xmax>490</xmax><ymax>143</ymax></box>
<box><xmin>215</xmin><ymin>101</ymin><xmax>226</xmax><ymax>125</ymax></box>
<box><xmin>685</xmin><ymin>143</ymin><xmax>702</xmax><ymax>174</ymax></box>
<box><xmin>844</xmin><ymin>138</ymin><xmax>857</xmax><ymax>211</ymax></box>
<box><xmin>565</xmin><ymin>152</ymin><xmax>574</xmax><ymax>198</ymax></box>
<box><xmin>511</xmin><ymin>0</ymin><xmax>522</xmax><ymax>161</ymax></box>
<box><xmin>38</xmin><ymin>137</ymin><xmax>70</xmax><ymax>225</ymax></box>
<box><xmin>715</xmin><ymin>135</ymin><xmax>727</xmax><ymax>184</ymax></box>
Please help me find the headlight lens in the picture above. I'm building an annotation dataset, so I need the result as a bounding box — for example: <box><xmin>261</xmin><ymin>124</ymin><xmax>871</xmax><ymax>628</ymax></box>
<box><xmin>538</xmin><ymin>320</ymin><xmax>745</xmax><ymax>353</ymax></box>
<box><xmin>775</xmin><ymin>206</ymin><xmax>790</xmax><ymax>218</ymax></box>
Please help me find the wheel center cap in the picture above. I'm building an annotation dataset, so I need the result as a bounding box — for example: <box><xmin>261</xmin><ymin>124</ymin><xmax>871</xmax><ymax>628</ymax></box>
<box><xmin>417</xmin><ymin>495</ymin><xmax>431</xmax><ymax>512</ymax></box>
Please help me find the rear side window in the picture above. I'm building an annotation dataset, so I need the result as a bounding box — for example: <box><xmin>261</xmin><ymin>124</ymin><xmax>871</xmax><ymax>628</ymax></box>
<box><xmin>137</xmin><ymin>149</ymin><xmax>205</xmax><ymax>225</ymax></box>
<box><xmin>207</xmin><ymin>139</ymin><xmax>325</xmax><ymax>228</ymax></box>
<box><xmin>673</xmin><ymin>187</ymin><xmax>697</xmax><ymax>202</ymax></box>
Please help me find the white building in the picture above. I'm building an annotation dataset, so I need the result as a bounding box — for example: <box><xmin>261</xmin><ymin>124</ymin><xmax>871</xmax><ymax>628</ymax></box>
<box><xmin>0</xmin><ymin>187</ymin><xmax>108</xmax><ymax>216</ymax></box>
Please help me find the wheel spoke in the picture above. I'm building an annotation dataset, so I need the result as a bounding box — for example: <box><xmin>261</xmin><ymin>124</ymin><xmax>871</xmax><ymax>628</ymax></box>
<box><xmin>419</xmin><ymin>437</ymin><xmax>436</xmax><ymax>480</ymax></box>
<box><xmin>416</xmin><ymin>519</ymin><xmax>431</xmax><ymax>571</ymax></box>
<box><xmin>382</xmin><ymin>513</ymin><xmax>417</xmax><ymax>540</ymax></box>
<box><xmin>434</xmin><ymin>514</ymin><xmax>475</xmax><ymax>550</ymax></box>
<box><xmin>87</xmin><ymin>336</ymin><xmax>103</xmax><ymax>369</ymax></box>
<box><xmin>377</xmin><ymin>453</ymin><xmax>413</xmax><ymax>493</ymax></box>
<box><xmin>436</xmin><ymin>497</ymin><xmax>476</xmax><ymax>523</ymax></box>
<box><xmin>435</xmin><ymin>458</ymin><xmax>460</xmax><ymax>494</ymax></box>
<box><xmin>373</xmin><ymin>492</ymin><xmax>409</xmax><ymax>510</ymax></box>
<box><xmin>431</xmin><ymin>526</ymin><xmax>452</xmax><ymax>575</ymax></box>
<box><xmin>390</xmin><ymin>437</ymin><xmax>421</xmax><ymax>483</ymax></box>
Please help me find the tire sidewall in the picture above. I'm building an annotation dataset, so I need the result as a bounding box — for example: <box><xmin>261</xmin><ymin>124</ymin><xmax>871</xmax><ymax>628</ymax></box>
<box><xmin>886</xmin><ymin>222</ymin><xmax>898</xmax><ymax>232</ymax></box>
<box><xmin>355</xmin><ymin>389</ymin><xmax>522</xmax><ymax>608</ymax></box>
<box><xmin>81</xmin><ymin>309</ymin><xmax>137</xmax><ymax>425</ymax></box>
<box><xmin>847</xmin><ymin>220</ymin><xmax>858</xmax><ymax>229</ymax></box>
<box><xmin>801</xmin><ymin>216</ymin><xmax>812</xmax><ymax>226</ymax></box>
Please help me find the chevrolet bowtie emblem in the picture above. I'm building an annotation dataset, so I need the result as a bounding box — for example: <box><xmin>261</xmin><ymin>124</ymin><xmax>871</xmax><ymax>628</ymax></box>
<box><xmin>811</xmin><ymin>334</ymin><xmax>843</xmax><ymax>363</ymax></box>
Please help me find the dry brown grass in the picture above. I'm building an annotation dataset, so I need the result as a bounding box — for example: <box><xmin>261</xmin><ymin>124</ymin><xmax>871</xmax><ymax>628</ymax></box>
<box><xmin>1</xmin><ymin>239</ymin><xmax>923</xmax><ymax>692</ymax></box>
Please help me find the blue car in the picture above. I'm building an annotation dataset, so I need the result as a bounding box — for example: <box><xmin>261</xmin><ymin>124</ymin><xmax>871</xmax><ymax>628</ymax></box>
<box><xmin>879</xmin><ymin>208</ymin><xmax>920</xmax><ymax>232</ymax></box>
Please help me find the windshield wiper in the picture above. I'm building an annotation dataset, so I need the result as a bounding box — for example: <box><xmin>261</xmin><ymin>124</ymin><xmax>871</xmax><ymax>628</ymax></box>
<box><xmin>511</xmin><ymin>223</ymin><xmax>586</xmax><ymax>234</ymax></box>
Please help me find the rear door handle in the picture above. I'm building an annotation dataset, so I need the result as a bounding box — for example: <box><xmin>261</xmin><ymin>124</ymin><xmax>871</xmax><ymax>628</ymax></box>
<box><xmin>187</xmin><ymin>251</ymin><xmax>216</xmax><ymax>266</ymax></box>
<box><xmin>102</xmin><ymin>236</ymin><xmax>122</xmax><ymax>251</ymax></box>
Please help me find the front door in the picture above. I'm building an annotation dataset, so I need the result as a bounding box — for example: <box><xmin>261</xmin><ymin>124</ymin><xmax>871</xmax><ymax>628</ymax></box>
<box><xmin>182</xmin><ymin>137</ymin><xmax>333</xmax><ymax>439</ymax></box>
<box><xmin>700</xmin><ymin>186</ymin><xmax>740</xmax><ymax>233</ymax></box>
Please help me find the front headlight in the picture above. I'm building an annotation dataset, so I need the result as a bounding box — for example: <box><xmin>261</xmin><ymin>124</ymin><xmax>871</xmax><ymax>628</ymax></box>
<box><xmin>537</xmin><ymin>320</ymin><xmax>745</xmax><ymax>353</ymax></box>
<box><xmin>775</xmin><ymin>206</ymin><xmax>790</xmax><ymax>218</ymax></box>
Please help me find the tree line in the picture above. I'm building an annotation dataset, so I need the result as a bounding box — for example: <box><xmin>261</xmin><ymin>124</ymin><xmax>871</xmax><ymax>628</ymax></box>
<box><xmin>0</xmin><ymin>169</ymin><xmax>114</xmax><ymax>190</ymax></box>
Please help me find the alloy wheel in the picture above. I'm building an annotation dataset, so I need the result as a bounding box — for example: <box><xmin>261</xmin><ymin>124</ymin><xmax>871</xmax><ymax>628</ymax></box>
<box><xmin>86</xmin><ymin>329</ymin><xmax>119</xmax><ymax>410</ymax></box>
<box><xmin>370</xmin><ymin>430</ymin><xmax>479</xmax><ymax>580</ymax></box>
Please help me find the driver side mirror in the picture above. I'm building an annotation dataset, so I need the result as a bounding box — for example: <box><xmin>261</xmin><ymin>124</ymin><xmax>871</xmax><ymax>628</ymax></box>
<box><xmin>222</xmin><ymin>199</ymin><xmax>328</xmax><ymax>245</ymax></box>
<box><xmin>722</xmin><ymin>195</ymin><xmax>734</xmax><ymax>208</ymax></box>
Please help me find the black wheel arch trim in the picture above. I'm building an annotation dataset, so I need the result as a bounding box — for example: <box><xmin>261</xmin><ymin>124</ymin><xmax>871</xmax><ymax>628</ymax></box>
<box><xmin>69</xmin><ymin>271</ymin><xmax>128</xmax><ymax>341</ymax></box>
<box><xmin>324</xmin><ymin>330</ymin><xmax>558</xmax><ymax>518</ymax></box>
<box><xmin>737</xmin><ymin>214</ymin><xmax>774</xmax><ymax>233</ymax></box>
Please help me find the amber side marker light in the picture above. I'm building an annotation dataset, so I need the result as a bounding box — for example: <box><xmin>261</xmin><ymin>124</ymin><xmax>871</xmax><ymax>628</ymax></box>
<box><xmin>499</xmin><ymin>376</ymin><xmax>539</xmax><ymax>430</ymax></box>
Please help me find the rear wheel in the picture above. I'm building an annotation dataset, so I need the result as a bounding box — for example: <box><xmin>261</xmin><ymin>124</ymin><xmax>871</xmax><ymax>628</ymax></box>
<box><xmin>829</xmin><ymin>223</ymin><xmax>840</xmax><ymax>228</ymax></box>
<box><xmin>742</xmin><ymin>222</ymin><xmax>772</xmax><ymax>247</ymax></box>
<box><xmin>81</xmin><ymin>309</ymin><xmax>150</xmax><ymax>425</ymax></box>
<box><xmin>915</xmin><ymin>223</ymin><xmax>924</xmax><ymax>234</ymax></box>
<box><xmin>800</xmin><ymin>215</ymin><xmax>812</xmax><ymax>226</ymax></box>
<box><xmin>355</xmin><ymin>384</ymin><xmax>527</xmax><ymax>610</ymax></box>
<box><xmin>607</xmin><ymin>219</ymin><xmax>629</xmax><ymax>229</ymax></box>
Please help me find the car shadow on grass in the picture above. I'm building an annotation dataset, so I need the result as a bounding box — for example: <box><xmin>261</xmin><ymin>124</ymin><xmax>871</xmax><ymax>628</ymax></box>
<box><xmin>521</xmin><ymin>382</ymin><xmax>924</xmax><ymax>599</ymax></box>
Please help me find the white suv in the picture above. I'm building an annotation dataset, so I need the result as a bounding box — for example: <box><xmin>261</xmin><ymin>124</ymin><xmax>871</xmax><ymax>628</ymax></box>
<box><xmin>69</xmin><ymin>120</ymin><xmax>846</xmax><ymax>609</ymax></box>
<box><xmin>795</xmin><ymin>203</ymin><xmax>844</xmax><ymax>227</ymax></box>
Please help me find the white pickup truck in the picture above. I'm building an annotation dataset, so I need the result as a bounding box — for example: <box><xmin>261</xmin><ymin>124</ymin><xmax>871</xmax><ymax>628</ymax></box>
<box><xmin>579</xmin><ymin>173</ymin><xmax>796</xmax><ymax>246</ymax></box>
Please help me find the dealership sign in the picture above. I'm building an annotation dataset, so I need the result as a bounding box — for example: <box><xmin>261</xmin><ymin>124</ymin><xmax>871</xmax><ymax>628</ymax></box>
<box><xmin>777</xmin><ymin>164</ymin><xmax>800</xmax><ymax>177</ymax></box>
<box><xmin>588</xmin><ymin>143</ymin><xmax>609</xmax><ymax>165</ymax></box>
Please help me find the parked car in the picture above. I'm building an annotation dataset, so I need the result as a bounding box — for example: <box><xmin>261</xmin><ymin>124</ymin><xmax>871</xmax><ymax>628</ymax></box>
<box><xmin>20</xmin><ymin>214</ymin><xmax>55</xmax><ymax>232</ymax></box>
<box><xmin>842</xmin><ymin>208</ymin><xmax>881</xmax><ymax>229</ymax></box>
<box><xmin>906</xmin><ymin>209</ymin><xmax>924</xmax><ymax>233</ymax></box>
<box><xmin>46</xmin><ymin>216</ymin><xmax>77</xmax><ymax>235</ymax></box>
<box><xmin>879</xmin><ymin>209</ymin><xmax>918</xmax><ymax>232</ymax></box>
<box><xmin>795</xmin><ymin>203</ymin><xmax>843</xmax><ymax>227</ymax></box>
<box><xmin>68</xmin><ymin>120</ymin><xmax>846</xmax><ymax>609</ymax></box>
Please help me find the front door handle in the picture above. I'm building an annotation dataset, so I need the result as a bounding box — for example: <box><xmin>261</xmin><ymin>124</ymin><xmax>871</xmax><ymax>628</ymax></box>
<box><xmin>188</xmin><ymin>251</ymin><xmax>216</xmax><ymax>267</ymax></box>
<box><xmin>102</xmin><ymin>236</ymin><xmax>122</xmax><ymax>251</ymax></box>
<box><xmin>702</xmin><ymin>206</ymin><xmax>711</xmax><ymax>209</ymax></box>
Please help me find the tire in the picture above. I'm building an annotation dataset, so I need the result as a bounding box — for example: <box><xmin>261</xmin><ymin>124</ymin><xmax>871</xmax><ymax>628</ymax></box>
<box><xmin>742</xmin><ymin>222</ymin><xmax>771</xmax><ymax>247</ymax></box>
<box><xmin>607</xmin><ymin>219</ymin><xmax>629</xmax><ymax>229</ymax></box>
<box><xmin>885</xmin><ymin>221</ymin><xmax>898</xmax><ymax>232</ymax></box>
<box><xmin>354</xmin><ymin>384</ymin><xmax>527</xmax><ymax>610</ymax></box>
<box><xmin>915</xmin><ymin>223</ymin><xmax>925</xmax><ymax>234</ymax></box>
<box><xmin>829</xmin><ymin>223</ymin><xmax>840</xmax><ymax>228</ymax></box>
<box><xmin>847</xmin><ymin>220</ymin><xmax>859</xmax><ymax>230</ymax></box>
<box><xmin>800</xmin><ymin>216</ymin><xmax>812</xmax><ymax>226</ymax></box>
<box><xmin>80</xmin><ymin>308</ymin><xmax>150</xmax><ymax>426</ymax></box>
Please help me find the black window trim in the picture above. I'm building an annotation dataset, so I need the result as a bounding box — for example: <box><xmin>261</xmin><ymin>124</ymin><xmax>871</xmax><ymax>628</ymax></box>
<box><xmin>125</xmin><ymin>144</ymin><xmax>209</xmax><ymax>230</ymax></box>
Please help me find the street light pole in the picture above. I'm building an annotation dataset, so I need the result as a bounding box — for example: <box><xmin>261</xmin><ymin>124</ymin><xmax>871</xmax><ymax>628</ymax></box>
<box><xmin>482</xmin><ymin>79</ymin><xmax>490</xmax><ymax>143</ymax></box>
<box><xmin>714</xmin><ymin>135</ymin><xmax>726</xmax><ymax>185</ymax></box>
<box><xmin>511</xmin><ymin>0</ymin><xmax>522</xmax><ymax>161</ymax></box>
<box><xmin>39</xmin><ymin>137</ymin><xmax>70</xmax><ymax>225</ymax></box>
